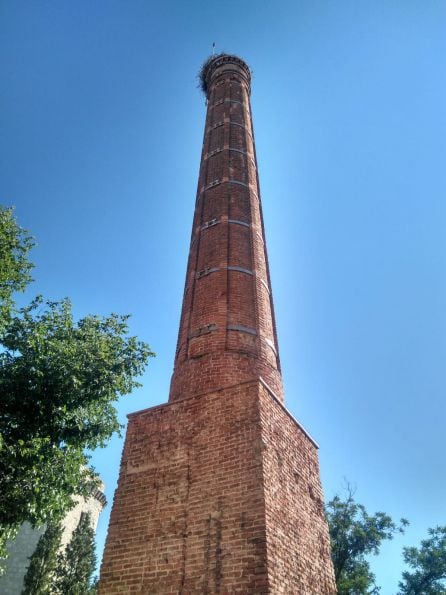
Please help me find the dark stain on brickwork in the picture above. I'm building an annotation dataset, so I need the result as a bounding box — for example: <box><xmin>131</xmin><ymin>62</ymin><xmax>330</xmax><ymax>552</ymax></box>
<box><xmin>203</xmin><ymin>503</ymin><xmax>223</xmax><ymax>594</ymax></box>
<box><xmin>179</xmin><ymin>454</ymin><xmax>191</xmax><ymax>594</ymax></box>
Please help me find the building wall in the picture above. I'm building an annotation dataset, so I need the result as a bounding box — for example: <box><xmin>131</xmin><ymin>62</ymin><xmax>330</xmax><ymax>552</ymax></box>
<box><xmin>0</xmin><ymin>489</ymin><xmax>105</xmax><ymax>595</ymax></box>
<box><xmin>60</xmin><ymin>489</ymin><xmax>105</xmax><ymax>551</ymax></box>
<box><xmin>0</xmin><ymin>522</ymin><xmax>45</xmax><ymax>595</ymax></box>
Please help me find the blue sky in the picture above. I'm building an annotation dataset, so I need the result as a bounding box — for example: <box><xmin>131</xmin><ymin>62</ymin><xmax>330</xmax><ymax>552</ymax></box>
<box><xmin>1</xmin><ymin>1</ymin><xmax>445</xmax><ymax>592</ymax></box>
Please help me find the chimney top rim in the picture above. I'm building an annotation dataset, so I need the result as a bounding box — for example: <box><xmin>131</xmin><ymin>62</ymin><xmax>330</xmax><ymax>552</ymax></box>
<box><xmin>199</xmin><ymin>53</ymin><xmax>251</xmax><ymax>98</ymax></box>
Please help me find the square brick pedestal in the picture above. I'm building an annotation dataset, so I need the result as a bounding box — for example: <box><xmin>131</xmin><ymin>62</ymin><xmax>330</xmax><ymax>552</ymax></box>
<box><xmin>99</xmin><ymin>380</ymin><xmax>336</xmax><ymax>594</ymax></box>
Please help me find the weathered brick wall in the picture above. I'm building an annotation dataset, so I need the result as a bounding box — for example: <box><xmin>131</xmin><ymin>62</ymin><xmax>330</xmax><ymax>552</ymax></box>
<box><xmin>258</xmin><ymin>381</ymin><xmax>337</xmax><ymax>593</ymax></box>
<box><xmin>99</xmin><ymin>381</ymin><xmax>336</xmax><ymax>594</ymax></box>
<box><xmin>100</xmin><ymin>382</ymin><xmax>269</xmax><ymax>594</ymax></box>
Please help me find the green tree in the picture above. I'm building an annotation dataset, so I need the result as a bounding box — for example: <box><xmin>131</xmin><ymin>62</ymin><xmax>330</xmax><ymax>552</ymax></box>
<box><xmin>0</xmin><ymin>206</ymin><xmax>34</xmax><ymax>331</ymax></box>
<box><xmin>0</xmin><ymin>206</ymin><xmax>154</xmax><ymax>562</ymax></box>
<box><xmin>326</xmin><ymin>489</ymin><xmax>408</xmax><ymax>594</ymax></box>
<box><xmin>22</xmin><ymin>521</ymin><xmax>62</xmax><ymax>595</ymax></box>
<box><xmin>56</xmin><ymin>513</ymin><xmax>97</xmax><ymax>595</ymax></box>
<box><xmin>398</xmin><ymin>526</ymin><xmax>446</xmax><ymax>594</ymax></box>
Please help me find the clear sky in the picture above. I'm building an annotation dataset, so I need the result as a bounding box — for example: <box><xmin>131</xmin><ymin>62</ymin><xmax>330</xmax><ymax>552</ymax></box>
<box><xmin>1</xmin><ymin>1</ymin><xmax>445</xmax><ymax>592</ymax></box>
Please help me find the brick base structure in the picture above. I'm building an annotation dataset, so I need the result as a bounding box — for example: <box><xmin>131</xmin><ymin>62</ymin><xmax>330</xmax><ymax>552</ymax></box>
<box><xmin>99</xmin><ymin>380</ymin><xmax>335</xmax><ymax>594</ymax></box>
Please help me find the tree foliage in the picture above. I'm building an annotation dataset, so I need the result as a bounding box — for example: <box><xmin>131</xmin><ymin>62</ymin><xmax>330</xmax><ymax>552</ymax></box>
<box><xmin>56</xmin><ymin>513</ymin><xmax>97</xmax><ymax>594</ymax></box>
<box><xmin>0</xmin><ymin>206</ymin><xmax>154</xmax><ymax>563</ymax></box>
<box><xmin>326</xmin><ymin>489</ymin><xmax>408</xmax><ymax>594</ymax></box>
<box><xmin>1</xmin><ymin>296</ymin><xmax>153</xmax><ymax>527</ymax></box>
<box><xmin>0</xmin><ymin>206</ymin><xmax>34</xmax><ymax>331</ymax></box>
<box><xmin>398</xmin><ymin>526</ymin><xmax>446</xmax><ymax>594</ymax></box>
<box><xmin>22</xmin><ymin>521</ymin><xmax>62</xmax><ymax>595</ymax></box>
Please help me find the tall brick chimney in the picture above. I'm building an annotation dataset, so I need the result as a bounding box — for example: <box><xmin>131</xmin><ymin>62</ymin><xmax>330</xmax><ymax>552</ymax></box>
<box><xmin>169</xmin><ymin>54</ymin><xmax>283</xmax><ymax>404</ymax></box>
<box><xmin>100</xmin><ymin>55</ymin><xmax>336</xmax><ymax>594</ymax></box>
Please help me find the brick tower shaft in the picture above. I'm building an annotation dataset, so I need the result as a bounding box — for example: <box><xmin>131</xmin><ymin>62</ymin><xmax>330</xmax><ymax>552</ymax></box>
<box><xmin>169</xmin><ymin>55</ymin><xmax>283</xmax><ymax>403</ymax></box>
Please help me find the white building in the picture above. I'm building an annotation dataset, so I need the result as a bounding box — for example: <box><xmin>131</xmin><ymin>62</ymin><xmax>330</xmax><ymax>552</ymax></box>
<box><xmin>0</xmin><ymin>486</ymin><xmax>106</xmax><ymax>595</ymax></box>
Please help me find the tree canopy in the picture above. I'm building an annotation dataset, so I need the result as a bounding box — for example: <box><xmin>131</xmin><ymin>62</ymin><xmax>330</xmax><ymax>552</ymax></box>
<box><xmin>0</xmin><ymin>206</ymin><xmax>154</xmax><ymax>563</ymax></box>
<box><xmin>398</xmin><ymin>526</ymin><xmax>446</xmax><ymax>595</ymax></box>
<box><xmin>326</xmin><ymin>489</ymin><xmax>408</xmax><ymax>594</ymax></box>
<box><xmin>0</xmin><ymin>207</ymin><xmax>34</xmax><ymax>331</ymax></box>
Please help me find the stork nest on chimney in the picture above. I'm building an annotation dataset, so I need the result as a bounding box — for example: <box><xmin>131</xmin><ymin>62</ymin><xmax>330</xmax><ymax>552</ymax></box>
<box><xmin>198</xmin><ymin>53</ymin><xmax>226</xmax><ymax>96</ymax></box>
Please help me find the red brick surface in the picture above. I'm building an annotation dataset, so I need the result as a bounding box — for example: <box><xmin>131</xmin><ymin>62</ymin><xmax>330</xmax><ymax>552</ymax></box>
<box><xmin>258</xmin><ymin>383</ymin><xmax>336</xmax><ymax>593</ymax></box>
<box><xmin>99</xmin><ymin>381</ymin><xmax>336</xmax><ymax>593</ymax></box>
<box><xmin>100</xmin><ymin>383</ymin><xmax>268</xmax><ymax>594</ymax></box>
<box><xmin>169</xmin><ymin>55</ymin><xmax>283</xmax><ymax>403</ymax></box>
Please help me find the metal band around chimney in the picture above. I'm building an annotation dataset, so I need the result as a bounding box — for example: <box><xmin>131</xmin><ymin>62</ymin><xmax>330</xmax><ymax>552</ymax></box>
<box><xmin>196</xmin><ymin>266</ymin><xmax>254</xmax><ymax>278</ymax></box>
<box><xmin>205</xmin><ymin>179</ymin><xmax>221</xmax><ymax>190</ymax></box>
<box><xmin>227</xmin><ymin>324</ymin><xmax>257</xmax><ymax>335</ymax></box>
<box><xmin>211</xmin><ymin>98</ymin><xmax>243</xmax><ymax>108</ymax></box>
<box><xmin>259</xmin><ymin>277</ymin><xmax>271</xmax><ymax>294</ymax></box>
<box><xmin>255</xmin><ymin>230</ymin><xmax>265</xmax><ymax>243</ymax></box>
<box><xmin>205</xmin><ymin>147</ymin><xmax>250</xmax><ymax>160</ymax></box>
<box><xmin>189</xmin><ymin>324</ymin><xmax>218</xmax><ymax>339</ymax></box>
<box><xmin>228</xmin><ymin>219</ymin><xmax>250</xmax><ymax>228</ymax></box>
<box><xmin>199</xmin><ymin>179</ymin><xmax>257</xmax><ymax>197</ymax></box>
<box><xmin>229</xmin><ymin>147</ymin><xmax>248</xmax><ymax>155</ymax></box>
<box><xmin>229</xmin><ymin>179</ymin><xmax>249</xmax><ymax>188</ymax></box>
<box><xmin>196</xmin><ymin>267</ymin><xmax>220</xmax><ymax>279</ymax></box>
<box><xmin>201</xmin><ymin>218</ymin><xmax>220</xmax><ymax>230</ymax></box>
<box><xmin>227</xmin><ymin>266</ymin><xmax>253</xmax><ymax>276</ymax></box>
<box><xmin>229</xmin><ymin>121</ymin><xmax>253</xmax><ymax>138</ymax></box>
<box><xmin>206</xmin><ymin>148</ymin><xmax>224</xmax><ymax>158</ymax></box>
<box><xmin>263</xmin><ymin>337</ymin><xmax>278</xmax><ymax>356</ymax></box>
